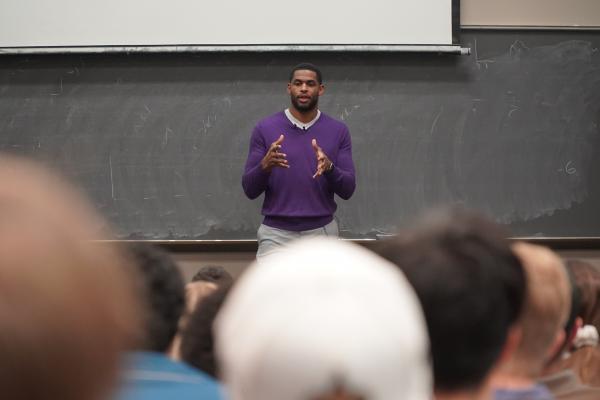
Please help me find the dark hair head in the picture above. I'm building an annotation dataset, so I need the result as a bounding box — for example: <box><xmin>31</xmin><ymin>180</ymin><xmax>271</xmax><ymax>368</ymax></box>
<box><xmin>191</xmin><ymin>265</ymin><xmax>233</xmax><ymax>289</ymax></box>
<box><xmin>289</xmin><ymin>63</ymin><xmax>323</xmax><ymax>84</ymax></box>
<box><xmin>374</xmin><ymin>208</ymin><xmax>525</xmax><ymax>392</ymax></box>
<box><xmin>126</xmin><ymin>243</ymin><xmax>185</xmax><ymax>353</ymax></box>
<box><xmin>180</xmin><ymin>287</ymin><xmax>230</xmax><ymax>378</ymax></box>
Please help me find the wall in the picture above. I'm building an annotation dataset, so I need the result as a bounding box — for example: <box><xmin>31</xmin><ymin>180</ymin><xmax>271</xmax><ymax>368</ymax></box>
<box><xmin>461</xmin><ymin>0</ymin><xmax>600</xmax><ymax>27</ymax></box>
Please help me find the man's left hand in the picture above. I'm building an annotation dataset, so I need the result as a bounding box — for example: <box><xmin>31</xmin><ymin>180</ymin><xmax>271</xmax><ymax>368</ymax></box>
<box><xmin>312</xmin><ymin>139</ymin><xmax>333</xmax><ymax>178</ymax></box>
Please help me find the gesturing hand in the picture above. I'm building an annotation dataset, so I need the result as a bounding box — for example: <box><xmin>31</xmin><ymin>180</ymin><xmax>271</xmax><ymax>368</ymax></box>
<box><xmin>312</xmin><ymin>139</ymin><xmax>333</xmax><ymax>179</ymax></box>
<box><xmin>260</xmin><ymin>134</ymin><xmax>289</xmax><ymax>172</ymax></box>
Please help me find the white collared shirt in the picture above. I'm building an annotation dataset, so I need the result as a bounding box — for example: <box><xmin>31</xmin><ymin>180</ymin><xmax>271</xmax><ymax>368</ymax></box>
<box><xmin>284</xmin><ymin>108</ymin><xmax>321</xmax><ymax>131</ymax></box>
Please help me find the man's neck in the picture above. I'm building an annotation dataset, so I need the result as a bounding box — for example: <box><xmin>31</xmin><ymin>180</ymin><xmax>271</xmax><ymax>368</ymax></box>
<box><xmin>289</xmin><ymin>106</ymin><xmax>319</xmax><ymax>123</ymax></box>
<box><xmin>489</xmin><ymin>371</ymin><xmax>536</xmax><ymax>390</ymax></box>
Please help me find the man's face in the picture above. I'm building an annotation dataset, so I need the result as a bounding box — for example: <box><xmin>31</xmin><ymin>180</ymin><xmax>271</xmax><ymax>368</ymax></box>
<box><xmin>287</xmin><ymin>69</ymin><xmax>324</xmax><ymax>113</ymax></box>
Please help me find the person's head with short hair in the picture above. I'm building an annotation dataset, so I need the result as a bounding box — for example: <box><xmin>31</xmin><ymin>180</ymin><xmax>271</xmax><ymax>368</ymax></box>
<box><xmin>375</xmin><ymin>208</ymin><xmax>526</xmax><ymax>397</ymax></box>
<box><xmin>288</xmin><ymin>63</ymin><xmax>325</xmax><ymax>114</ymax></box>
<box><xmin>215</xmin><ymin>237</ymin><xmax>431</xmax><ymax>400</ymax></box>
<box><xmin>289</xmin><ymin>62</ymin><xmax>323</xmax><ymax>84</ymax></box>
<box><xmin>0</xmin><ymin>155</ymin><xmax>138</xmax><ymax>400</ymax></box>
<box><xmin>126</xmin><ymin>243</ymin><xmax>185</xmax><ymax>353</ymax></box>
<box><xmin>191</xmin><ymin>265</ymin><xmax>234</xmax><ymax>289</ymax></box>
<box><xmin>168</xmin><ymin>266</ymin><xmax>231</xmax><ymax>360</ymax></box>
<box><xmin>503</xmin><ymin>242</ymin><xmax>570</xmax><ymax>379</ymax></box>
<box><xmin>568</xmin><ymin>259</ymin><xmax>600</xmax><ymax>331</ymax></box>
<box><xmin>180</xmin><ymin>286</ymin><xmax>230</xmax><ymax>378</ymax></box>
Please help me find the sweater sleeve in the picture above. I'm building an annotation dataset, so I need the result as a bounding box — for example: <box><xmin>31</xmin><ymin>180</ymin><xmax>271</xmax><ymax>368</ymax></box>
<box><xmin>325</xmin><ymin>126</ymin><xmax>356</xmax><ymax>200</ymax></box>
<box><xmin>242</xmin><ymin>125</ymin><xmax>271</xmax><ymax>199</ymax></box>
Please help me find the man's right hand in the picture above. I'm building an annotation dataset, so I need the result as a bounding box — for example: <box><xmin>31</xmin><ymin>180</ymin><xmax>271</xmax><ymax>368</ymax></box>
<box><xmin>260</xmin><ymin>134</ymin><xmax>289</xmax><ymax>172</ymax></box>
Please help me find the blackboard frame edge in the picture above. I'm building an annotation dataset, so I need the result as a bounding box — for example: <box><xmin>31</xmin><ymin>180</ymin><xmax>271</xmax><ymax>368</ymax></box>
<box><xmin>96</xmin><ymin>238</ymin><xmax>600</xmax><ymax>252</ymax></box>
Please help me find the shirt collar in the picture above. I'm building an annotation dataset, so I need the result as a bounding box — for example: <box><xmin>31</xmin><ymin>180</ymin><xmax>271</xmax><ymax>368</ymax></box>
<box><xmin>284</xmin><ymin>108</ymin><xmax>321</xmax><ymax>131</ymax></box>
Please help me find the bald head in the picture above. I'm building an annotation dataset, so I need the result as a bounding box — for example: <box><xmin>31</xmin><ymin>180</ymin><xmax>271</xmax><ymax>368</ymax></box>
<box><xmin>509</xmin><ymin>242</ymin><xmax>571</xmax><ymax>377</ymax></box>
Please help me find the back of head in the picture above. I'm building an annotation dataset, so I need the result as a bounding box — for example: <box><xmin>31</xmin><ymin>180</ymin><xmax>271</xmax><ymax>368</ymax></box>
<box><xmin>0</xmin><ymin>155</ymin><xmax>138</xmax><ymax>400</ymax></box>
<box><xmin>375</xmin><ymin>208</ymin><xmax>526</xmax><ymax>393</ymax></box>
<box><xmin>508</xmin><ymin>242</ymin><xmax>570</xmax><ymax>378</ymax></box>
<box><xmin>215</xmin><ymin>237</ymin><xmax>431</xmax><ymax>400</ymax></box>
<box><xmin>567</xmin><ymin>259</ymin><xmax>600</xmax><ymax>330</ymax></box>
<box><xmin>125</xmin><ymin>243</ymin><xmax>185</xmax><ymax>353</ymax></box>
<box><xmin>180</xmin><ymin>286</ymin><xmax>230</xmax><ymax>378</ymax></box>
<box><xmin>191</xmin><ymin>265</ymin><xmax>234</xmax><ymax>289</ymax></box>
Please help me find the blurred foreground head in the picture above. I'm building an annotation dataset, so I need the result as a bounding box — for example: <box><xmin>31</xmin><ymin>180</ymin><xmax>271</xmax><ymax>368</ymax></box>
<box><xmin>507</xmin><ymin>242</ymin><xmax>570</xmax><ymax>377</ymax></box>
<box><xmin>0</xmin><ymin>155</ymin><xmax>139</xmax><ymax>400</ymax></box>
<box><xmin>215</xmin><ymin>237</ymin><xmax>431</xmax><ymax>400</ymax></box>
<box><xmin>375</xmin><ymin>208</ymin><xmax>526</xmax><ymax>395</ymax></box>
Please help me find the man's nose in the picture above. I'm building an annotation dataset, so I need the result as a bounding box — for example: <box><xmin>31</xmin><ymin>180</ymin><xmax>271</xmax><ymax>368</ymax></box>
<box><xmin>300</xmin><ymin>83</ymin><xmax>308</xmax><ymax>91</ymax></box>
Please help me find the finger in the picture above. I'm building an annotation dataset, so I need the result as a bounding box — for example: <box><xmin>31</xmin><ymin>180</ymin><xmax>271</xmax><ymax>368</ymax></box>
<box><xmin>269</xmin><ymin>143</ymin><xmax>282</xmax><ymax>153</ymax></box>
<box><xmin>311</xmin><ymin>139</ymin><xmax>320</xmax><ymax>154</ymax></box>
<box><xmin>313</xmin><ymin>166</ymin><xmax>324</xmax><ymax>179</ymax></box>
<box><xmin>276</xmin><ymin>161</ymin><xmax>290</xmax><ymax>168</ymax></box>
<box><xmin>273</xmin><ymin>152</ymin><xmax>287</xmax><ymax>158</ymax></box>
<box><xmin>271</xmin><ymin>157</ymin><xmax>288</xmax><ymax>164</ymax></box>
<box><xmin>274</xmin><ymin>134</ymin><xmax>285</xmax><ymax>145</ymax></box>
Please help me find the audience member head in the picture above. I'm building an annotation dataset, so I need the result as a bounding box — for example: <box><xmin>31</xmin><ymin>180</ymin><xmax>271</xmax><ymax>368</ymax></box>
<box><xmin>0</xmin><ymin>155</ymin><xmax>138</xmax><ymax>400</ymax></box>
<box><xmin>125</xmin><ymin>243</ymin><xmax>185</xmax><ymax>353</ymax></box>
<box><xmin>568</xmin><ymin>259</ymin><xmax>600</xmax><ymax>330</ymax></box>
<box><xmin>375</xmin><ymin>207</ymin><xmax>526</xmax><ymax>395</ymax></box>
<box><xmin>180</xmin><ymin>286</ymin><xmax>230</xmax><ymax>378</ymax></box>
<box><xmin>187</xmin><ymin>265</ymin><xmax>233</xmax><ymax>311</ymax></box>
<box><xmin>191</xmin><ymin>265</ymin><xmax>234</xmax><ymax>288</ymax></box>
<box><xmin>503</xmin><ymin>242</ymin><xmax>570</xmax><ymax>378</ymax></box>
<box><xmin>215</xmin><ymin>237</ymin><xmax>431</xmax><ymax>400</ymax></box>
<box><xmin>545</xmin><ymin>258</ymin><xmax>583</xmax><ymax>366</ymax></box>
<box><xmin>542</xmin><ymin>260</ymin><xmax>600</xmax><ymax>386</ymax></box>
<box><xmin>168</xmin><ymin>266</ymin><xmax>232</xmax><ymax>359</ymax></box>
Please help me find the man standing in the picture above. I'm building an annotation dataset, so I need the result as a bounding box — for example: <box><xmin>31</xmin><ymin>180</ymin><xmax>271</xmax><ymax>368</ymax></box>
<box><xmin>242</xmin><ymin>63</ymin><xmax>356</xmax><ymax>258</ymax></box>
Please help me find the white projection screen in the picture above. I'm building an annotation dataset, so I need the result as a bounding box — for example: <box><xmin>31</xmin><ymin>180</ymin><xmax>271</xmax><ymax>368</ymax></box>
<box><xmin>0</xmin><ymin>0</ymin><xmax>455</xmax><ymax>51</ymax></box>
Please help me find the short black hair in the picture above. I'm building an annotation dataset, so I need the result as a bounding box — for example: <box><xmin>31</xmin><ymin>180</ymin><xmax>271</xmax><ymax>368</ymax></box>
<box><xmin>289</xmin><ymin>63</ymin><xmax>323</xmax><ymax>84</ymax></box>
<box><xmin>374</xmin><ymin>208</ymin><xmax>525</xmax><ymax>392</ymax></box>
<box><xmin>180</xmin><ymin>287</ymin><xmax>230</xmax><ymax>378</ymax></box>
<box><xmin>191</xmin><ymin>265</ymin><xmax>233</xmax><ymax>289</ymax></box>
<box><xmin>126</xmin><ymin>243</ymin><xmax>185</xmax><ymax>353</ymax></box>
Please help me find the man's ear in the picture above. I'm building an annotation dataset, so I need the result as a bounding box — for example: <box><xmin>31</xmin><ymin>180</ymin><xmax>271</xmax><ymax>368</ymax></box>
<box><xmin>318</xmin><ymin>84</ymin><xmax>325</xmax><ymax>96</ymax></box>
<box><xmin>547</xmin><ymin>330</ymin><xmax>567</xmax><ymax>362</ymax></box>
<box><xmin>497</xmin><ymin>324</ymin><xmax>522</xmax><ymax>366</ymax></box>
<box><xmin>287</xmin><ymin>82</ymin><xmax>292</xmax><ymax>94</ymax></box>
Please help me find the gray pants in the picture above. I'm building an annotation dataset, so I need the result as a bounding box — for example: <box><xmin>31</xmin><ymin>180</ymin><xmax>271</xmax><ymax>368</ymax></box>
<box><xmin>256</xmin><ymin>219</ymin><xmax>339</xmax><ymax>260</ymax></box>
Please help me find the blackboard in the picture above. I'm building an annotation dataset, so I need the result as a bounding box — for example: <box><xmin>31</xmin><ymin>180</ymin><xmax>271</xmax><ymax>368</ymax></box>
<box><xmin>1</xmin><ymin>30</ymin><xmax>599</xmax><ymax>239</ymax></box>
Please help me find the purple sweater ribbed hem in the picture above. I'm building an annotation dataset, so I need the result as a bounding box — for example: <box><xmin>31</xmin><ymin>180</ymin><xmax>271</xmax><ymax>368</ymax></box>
<box><xmin>263</xmin><ymin>215</ymin><xmax>334</xmax><ymax>232</ymax></box>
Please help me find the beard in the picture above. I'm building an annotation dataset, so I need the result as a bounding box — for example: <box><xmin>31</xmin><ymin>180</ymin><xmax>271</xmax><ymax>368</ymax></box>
<box><xmin>290</xmin><ymin>93</ymin><xmax>319</xmax><ymax>112</ymax></box>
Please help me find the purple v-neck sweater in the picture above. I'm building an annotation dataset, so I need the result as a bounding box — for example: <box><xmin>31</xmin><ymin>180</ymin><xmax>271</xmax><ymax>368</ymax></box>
<box><xmin>242</xmin><ymin>111</ymin><xmax>356</xmax><ymax>231</ymax></box>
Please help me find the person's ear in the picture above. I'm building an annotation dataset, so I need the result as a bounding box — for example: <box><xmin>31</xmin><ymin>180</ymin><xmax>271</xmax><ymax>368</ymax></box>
<box><xmin>318</xmin><ymin>84</ymin><xmax>325</xmax><ymax>96</ymax></box>
<box><xmin>547</xmin><ymin>329</ymin><xmax>567</xmax><ymax>361</ymax></box>
<box><xmin>497</xmin><ymin>324</ymin><xmax>522</xmax><ymax>365</ymax></box>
